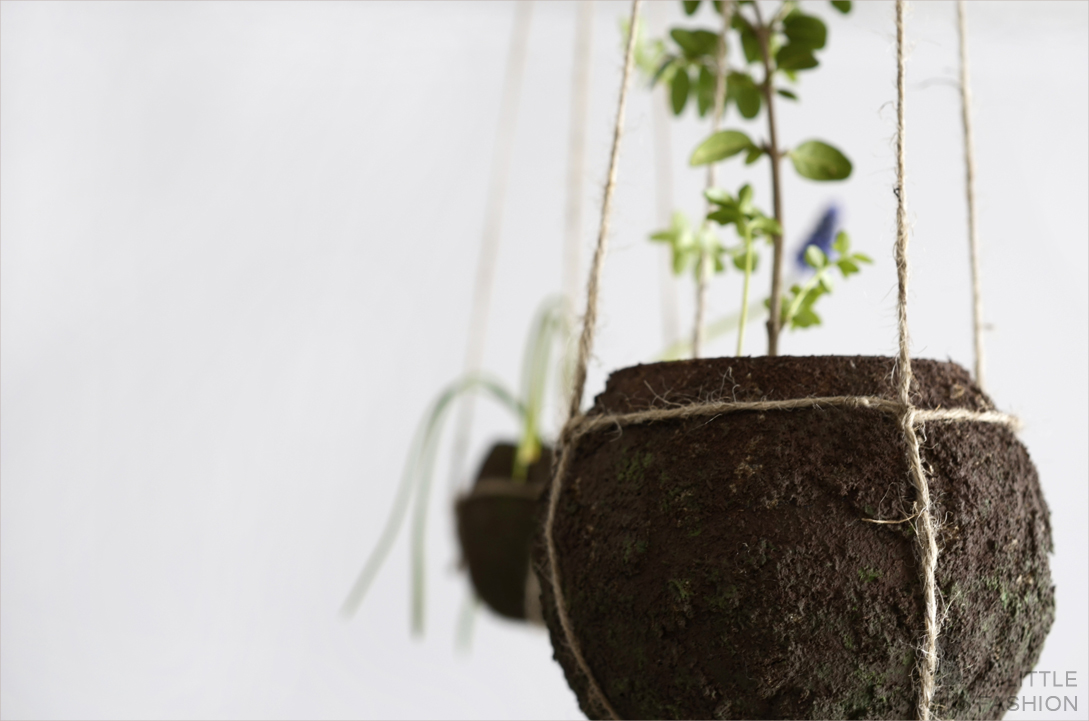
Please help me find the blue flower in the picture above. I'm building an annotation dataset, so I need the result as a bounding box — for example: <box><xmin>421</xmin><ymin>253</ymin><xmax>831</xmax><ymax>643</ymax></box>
<box><xmin>795</xmin><ymin>204</ymin><xmax>840</xmax><ymax>273</ymax></box>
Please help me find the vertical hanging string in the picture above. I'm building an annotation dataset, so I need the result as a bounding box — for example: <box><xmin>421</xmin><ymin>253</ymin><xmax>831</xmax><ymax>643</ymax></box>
<box><xmin>566</xmin><ymin>0</ymin><xmax>643</xmax><ymax>423</ymax></box>
<box><xmin>563</xmin><ymin>0</ymin><xmax>594</xmax><ymax>334</ymax></box>
<box><xmin>956</xmin><ymin>0</ymin><xmax>986</xmax><ymax>391</ymax></box>
<box><xmin>448</xmin><ymin>2</ymin><xmax>533</xmax><ymax>492</ymax></box>
<box><xmin>893</xmin><ymin>3</ymin><xmax>939</xmax><ymax>719</ymax></box>
<box><xmin>546</xmin><ymin>4</ymin><xmax>641</xmax><ymax>718</ymax></box>
<box><xmin>652</xmin><ymin>1</ymin><xmax>681</xmax><ymax>350</ymax></box>
<box><xmin>692</xmin><ymin>0</ymin><xmax>733</xmax><ymax>359</ymax></box>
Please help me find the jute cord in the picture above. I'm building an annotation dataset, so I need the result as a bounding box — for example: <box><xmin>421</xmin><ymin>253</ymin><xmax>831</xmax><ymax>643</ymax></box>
<box><xmin>957</xmin><ymin>0</ymin><xmax>987</xmax><ymax>391</ymax></box>
<box><xmin>544</xmin><ymin>2</ymin><xmax>1000</xmax><ymax>719</ymax></box>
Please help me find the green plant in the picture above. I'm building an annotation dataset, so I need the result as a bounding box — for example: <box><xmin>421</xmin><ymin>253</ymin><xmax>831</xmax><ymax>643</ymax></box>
<box><xmin>342</xmin><ymin>296</ymin><xmax>569</xmax><ymax>633</ymax></box>
<box><xmin>643</xmin><ymin>0</ymin><xmax>869</xmax><ymax>356</ymax></box>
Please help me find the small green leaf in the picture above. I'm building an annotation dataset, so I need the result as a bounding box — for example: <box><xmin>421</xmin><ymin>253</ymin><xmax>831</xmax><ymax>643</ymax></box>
<box><xmin>805</xmin><ymin>246</ymin><xmax>828</xmax><ymax>269</ymax></box>
<box><xmin>732</xmin><ymin>14</ymin><xmax>762</xmax><ymax>64</ymax></box>
<box><xmin>776</xmin><ymin>44</ymin><xmax>819</xmax><ymax>71</ymax></box>
<box><xmin>793</xmin><ymin>306</ymin><xmax>821</xmax><ymax>328</ymax></box>
<box><xmin>704</xmin><ymin>187</ymin><xmax>732</xmax><ymax>205</ymax></box>
<box><xmin>671</xmin><ymin>28</ymin><xmax>718</xmax><ymax>58</ymax></box>
<box><xmin>727</xmin><ymin>72</ymin><xmax>762</xmax><ymax>118</ymax></box>
<box><xmin>697</xmin><ymin>65</ymin><xmax>715</xmax><ymax>116</ymax></box>
<box><xmin>683</xmin><ymin>0</ymin><xmax>701</xmax><ymax>16</ymax></box>
<box><xmin>837</xmin><ymin>258</ymin><xmax>860</xmax><ymax>276</ymax></box>
<box><xmin>831</xmin><ymin>1</ymin><xmax>852</xmax><ymax>14</ymax></box>
<box><xmin>671</xmin><ymin>68</ymin><xmax>691</xmax><ymax>115</ymax></box>
<box><xmin>853</xmin><ymin>252</ymin><xmax>874</xmax><ymax>264</ymax></box>
<box><xmin>833</xmin><ymin>230</ymin><xmax>850</xmax><ymax>254</ymax></box>
<box><xmin>752</xmin><ymin>215</ymin><xmax>781</xmax><ymax>236</ymax></box>
<box><xmin>777</xmin><ymin>87</ymin><xmax>798</xmax><ymax>100</ymax></box>
<box><xmin>789</xmin><ymin>140</ymin><xmax>853</xmax><ymax>180</ymax></box>
<box><xmin>783</xmin><ymin>15</ymin><xmax>827</xmax><ymax>50</ymax></box>
<box><xmin>744</xmin><ymin>146</ymin><xmax>764</xmax><ymax>165</ymax></box>
<box><xmin>690</xmin><ymin>130</ymin><xmax>754</xmax><ymax>166</ymax></box>
<box><xmin>738</xmin><ymin>183</ymin><xmax>754</xmax><ymax>207</ymax></box>
<box><xmin>708</xmin><ymin>207</ymin><xmax>742</xmax><ymax>226</ymax></box>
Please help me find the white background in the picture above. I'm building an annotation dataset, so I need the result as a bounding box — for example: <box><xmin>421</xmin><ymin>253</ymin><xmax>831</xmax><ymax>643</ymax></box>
<box><xmin>2</xmin><ymin>1</ymin><xmax>1086</xmax><ymax>719</ymax></box>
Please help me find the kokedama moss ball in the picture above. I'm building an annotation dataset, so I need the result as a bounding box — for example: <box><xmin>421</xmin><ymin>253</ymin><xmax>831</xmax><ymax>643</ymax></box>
<box><xmin>534</xmin><ymin>356</ymin><xmax>1053</xmax><ymax>720</ymax></box>
<box><xmin>456</xmin><ymin>442</ymin><xmax>551</xmax><ymax>622</ymax></box>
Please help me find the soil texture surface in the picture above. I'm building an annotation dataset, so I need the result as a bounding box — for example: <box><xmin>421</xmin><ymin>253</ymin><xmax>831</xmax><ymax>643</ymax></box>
<box><xmin>534</xmin><ymin>356</ymin><xmax>1053</xmax><ymax>720</ymax></box>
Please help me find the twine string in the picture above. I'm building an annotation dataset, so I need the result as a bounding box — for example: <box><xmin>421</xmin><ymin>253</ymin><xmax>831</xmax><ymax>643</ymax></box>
<box><xmin>957</xmin><ymin>0</ymin><xmax>986</xmax><ymax>391</ymax></box>
<box><xmin>893</xmin><ymin>3</ymin><xmax>940</xmax><ymax>718</ymax></box>
<box><xmin>547</xmin><ymin>3</ymin><xmax>642</xmax><ymax>718</ymax></box>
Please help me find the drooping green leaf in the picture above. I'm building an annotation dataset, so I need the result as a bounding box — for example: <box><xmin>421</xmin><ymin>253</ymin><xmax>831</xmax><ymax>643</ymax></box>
<box><xmin>783</xmin><ymin>14</ymin><xmax>827</xmax><ymax>50</ymax></box>
<box><xmin>777</xmin><ymin>87</ymin><xmax>799</xmax><ymax>100</ymax></box>
<box><xmin>683</xmin><ymin>0</ymin><xmax>701</xmax><ymax>16</ymax></box>
<box><xmin>776</xmin><ymin>44</ymin><xmax>819</xmax><ymax>71</ymax></box>
<box><xmin>831</xmin><ymin>1</ymin><xmax>852</xmax><ymax>14</ymax></box>
<box><xmin>789</xmin><ymin>140</ymin><xmax>853</xmax><ymax>180</ymax></box>
<box><xmin>671</xmin><ymin>68</ymin><xmax>691</xmax><ymax>115</ymax></box>
<box><xmin>732</xmin><ymin>14</ymin><xmax>762</xmax><ymax>64</ymax></box>
<box><xmin>690</xmin><ymin>129</ymin><xmax>754</xmax><ymax>165</ymax></box>
<box><xmin>744</xmin><ymin>146</ymin><xmax>764</xmax><ymax>165</ymax></box>
<box><xmin>697</xmin><ymin>64</ymin><xmax>715</xmax><ymax>116</ymax></box>
<box><xmin>670</xmin><ymin>28</ymin><xmax>718</xmax><ymax>57</ymax></box>
<box><xmin>727</xmin><ymin>71</ymin><xmax>762</xmax><ymax>118</ymax></box>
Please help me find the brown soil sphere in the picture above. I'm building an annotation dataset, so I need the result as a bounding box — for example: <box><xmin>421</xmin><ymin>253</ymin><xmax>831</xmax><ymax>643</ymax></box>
<box><xmin>457</xmin><ymin>442</ymin><xmax>551</xmax><ymax>622</ymax></box>
<box><xmin>534</xmin><ymin>356</ymin><xmax>1053</xmax><ymax>720</ymax></box>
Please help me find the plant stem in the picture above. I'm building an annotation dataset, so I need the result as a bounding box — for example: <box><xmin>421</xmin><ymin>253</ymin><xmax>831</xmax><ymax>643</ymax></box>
<box><xmin>752</xmin><ymin>2</ymin><xmax>784</xmax><ymax>356</ymax></box>
<box><xmin>737</xmin><ymin>236</ymin><xmax>754</xmax><ymax>355</ymax></box>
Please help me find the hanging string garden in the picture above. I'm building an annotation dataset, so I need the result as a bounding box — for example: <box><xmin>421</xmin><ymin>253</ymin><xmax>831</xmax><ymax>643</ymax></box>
<box><xmin>533</xmin><ymin>2</ymin><xmax>1054</xmax><ymax>720</ymax></box>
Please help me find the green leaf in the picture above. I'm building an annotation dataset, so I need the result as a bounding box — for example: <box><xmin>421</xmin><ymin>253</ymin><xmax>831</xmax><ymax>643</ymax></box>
<box><xmin>789</xmin><ymin>140</ymin><xmax>853</xmax><ymax>180</ymax></box>
<box><xmin>783</xmin><ymin>14</ymin><xmax>827</xmax><ymax>50</ymax></box>
<box><xmin>853</xmin><ymin>252</ymin><xmax>873</xmax><ymax>264</ymax></box>
<box><xmin>792</xmin><ymin>306</ymin><xmax>821</xmax><ymax>328</ymax></box>
<box><xmin>690</xmin><ymin>129</ymin><xmax>754</xmax><ymax>166</ymax></box>
<box><xmin>731</xmin><ymin>248</ymin><xmax>758</xmax><ymax>272</ymax></box>
<box><xmin>837</xmin><ymin>258</ymin><xmax>860</xmax><ymax>277</ymax></box>
<box><xmin>671</xmin><ymin>68</ymin><xmax>691</xmax><ymax>115</ymax></box>
<box><xmin>833</xmin><ymin>230</ymin><xmax>850</xmax><ymax>254</ymax></box>
<box><xmin>683</xmin><ymin>0</ymin><xmax>701</xmax><ymax>16</ymax></box>
<box><xmin>727</xmin><ymin>71</ymin><xmax>762</xmax><ymax>118</ymax></box>
<box><xmin>776</xmin><ymin>44</ymin><xmax>819</xmax><ymax>71</ymax></box>
<box><xmin>831</xmin><ymin>1</ymin><xmax>852</xmax><ymax>14</ymax></box>
<box><xmin>751</xmin><ymin>215</ymin><xmax>782</xmax><ymax>236</ymax></box>
<box><xmin>738</xmin><ymin>183</ymin><xmax>754</xmax><ymax>207</ymax></box>
<box><xmin>732</xmin><ymin>14</ymin><xmax>762</xmax><ymax>64</ymax></box>
<box><xmin>671</xmin><ymin>28</ymin><xmax>718</xmax><ymax>58</ymax></box>
<box><xmin>744</xmin><ymin>146</ymin><xmax>764</xmax><ymax>165</ymax></box>
<box><xmin>697</xmin><ymin>64</ymin><xmax>715</xmax><ymax>116</ymax></box>
<box><xmin>777</xmin><ymin>87</ymin><xmax>798</xmax><ymax>100</ymax></box>
<box><xmin>805</xmin><ymin>245</ymin><xmax>828</xmax><ymax>269</ymax></box>
<box><xmin>708</xmin><ymin>207</ymin><xmax>742</xmax><ymax>226</ymax></box>
<box><xmin>704</xmin><ymin>187</ymin><xmax>732</xmax><ymax>204</ymax></box>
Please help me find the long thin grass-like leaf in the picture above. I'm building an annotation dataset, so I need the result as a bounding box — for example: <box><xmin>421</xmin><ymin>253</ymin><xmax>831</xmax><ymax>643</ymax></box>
<box><xmin>341</xmin><ymin>374</ymin><xmax>523</xmax><ymax>624</ymax></box>
<box><xmin>454</xmin><ymin>589</ymin><xmax>481</xmax><ymax>653</ymax></box>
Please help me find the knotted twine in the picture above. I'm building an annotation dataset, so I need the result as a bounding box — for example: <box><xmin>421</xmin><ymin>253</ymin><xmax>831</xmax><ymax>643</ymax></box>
<box><xmin>543</xmin><ymin>2</ymin><xmax>1017</xmax><ymax>720</ymax></box>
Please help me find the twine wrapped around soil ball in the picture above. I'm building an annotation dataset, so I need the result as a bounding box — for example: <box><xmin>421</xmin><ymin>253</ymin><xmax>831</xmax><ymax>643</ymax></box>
<box><xmin>533</xmin><ymin>356</ymin><xmax>1053</xmax><ymax>720</ymax></box>
<box><xmin>457</xmin><ymin>442</ymin><xmax>550</xmax><ymax>622</ymax></box>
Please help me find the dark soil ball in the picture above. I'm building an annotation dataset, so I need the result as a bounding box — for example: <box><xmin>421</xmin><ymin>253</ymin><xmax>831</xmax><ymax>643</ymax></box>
<box><xmin>457</xmin><ymin>442</ymin><xmax>551</xmax><ymax>622</ymax></box>
<box><xmin>533</xmin><ymin>356</ymin><xmax>1053</xmax><ymax>720</ymax></box>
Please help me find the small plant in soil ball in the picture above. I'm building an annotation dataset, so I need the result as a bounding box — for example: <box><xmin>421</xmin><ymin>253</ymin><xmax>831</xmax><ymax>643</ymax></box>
<box><xmin>342</xmin><ymin>296</ymin><xmax>569</xmax><ymax>633</ymax></box>
<box><xmin>641</xmin><ymin>0</ymin><xmax>869</xmax><ymax>355</ymax></box>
